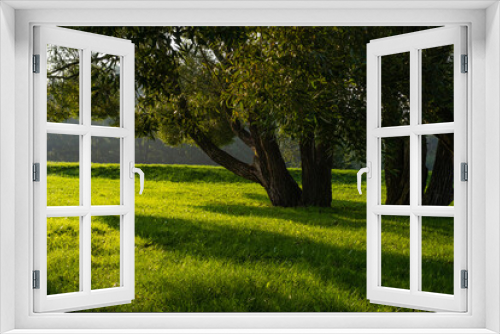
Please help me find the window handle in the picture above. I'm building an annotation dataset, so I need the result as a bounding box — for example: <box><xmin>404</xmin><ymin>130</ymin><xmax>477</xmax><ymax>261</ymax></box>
<box><xmin>129</xmin><ymin>162</ymin><xmax>145</xmax><ymax>195</ymax></box>
<box><xmin>357</xmin><ymin>162</ymin><xmax>371</xmax><ymax>195</ymax></box>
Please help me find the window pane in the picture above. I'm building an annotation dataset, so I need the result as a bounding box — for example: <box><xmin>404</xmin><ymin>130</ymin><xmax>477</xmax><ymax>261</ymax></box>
<box><xmin>91</xmin><ymin>216</ymin><xmax>121</xmax><ymax>290</ymax></box>
<box><xmin>47</xmin><ymin>217</ymin><xmax>80</xmax><ymax>295</ymax></box>
<box><xmin>421</xmin><ymin>45</ymin><xmax>454</xmax><ymax>124</ymax></box>
<box><xmin>381</xmin><ymin>52</ymin><xmax>410</xmax><ymax>127</ymax></box>
<box><xmin>47</xmin><ymin>133</ymin><xmax>80</xmax><ymax>206</ymax></box>
<box><xmin>91</xmin><ymin>52</ymin><xmax>120</xmax><ymax>127</ymax></box>
<box><xmin>421</xmin><ymin>134</ymin><xmax>454</xmax><ymax>206</ymax></box>
<box><xmin>47</xmin><ymin>45</ymin><xmax>80</xmax><ymax>124</ymax></box>
<box><xmin>381</xmin><ymin>137</ymin><xmax>410</xmax><ymax>205</ymax></box>
<box><xmin>421</xmin><ymin>217</ymin><xmax>454</xmax><ymax>294</ymax></box>
<box><xmin>91</xmin><ymin>137</ymin><xmax>121</xmax><ymax>205</ymax></box>
<box><xmin>381</xmin><ymin>215</ymin><xmax>410</xmax><ymax>290</ymax></box>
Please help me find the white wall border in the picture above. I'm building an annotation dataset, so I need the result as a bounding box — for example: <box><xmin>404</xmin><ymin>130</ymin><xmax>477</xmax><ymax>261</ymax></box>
<box><xmin>485</xmin><ymin>2</ymin><xmax>500</xmax><ymax>333</ymax></box>
<box><xmin>0</xmin><ymin>2</ymin><xmax>16</xmax><ymax>334</ymax></box>
<box><xmin>1</xmin><ymin>3</ymin><xmax>494</xmax><ymax>334</ymax></box>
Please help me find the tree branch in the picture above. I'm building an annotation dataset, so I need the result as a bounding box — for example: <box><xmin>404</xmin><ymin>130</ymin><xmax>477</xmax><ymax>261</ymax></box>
<box><xmin>47</xmin><ymin>55</ymin><xmax>116</xmax><ymax>76</ymax></box>
<box><xmin>198</xmin><ymin>48</ymin><xmax>255</xmax><ymax>149</ymax></box>
<box><xmin>221</xmin><ymin>105</ymin><xmax>255</xmax><ymax>148</ymax></box>
<box><xmin>177</xmin><ymin>94</ymin><xmax>262</xmax><ymax>184</ymax></box>
<box><xmin>189</xmin><ymin>125</ymin><xmax>262</xmax><ymax>185</ymax></box>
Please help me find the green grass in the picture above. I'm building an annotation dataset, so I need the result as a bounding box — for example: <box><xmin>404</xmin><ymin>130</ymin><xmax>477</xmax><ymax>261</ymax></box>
<box><xmin>46</xmin><ymin>162</ymin><xmax>454</xmax><ymax>312</ymax></box>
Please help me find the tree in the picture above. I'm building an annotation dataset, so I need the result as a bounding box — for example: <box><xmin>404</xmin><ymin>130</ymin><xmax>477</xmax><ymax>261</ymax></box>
<box><xmin>49</xmin><ymin>26</ymin><xmax>452</xmax><ymax>207</ymax></box>
<box><xmin>69</xmin><ymin>26</ymin><xmax>351</xmax><ymax>207</ymax></box>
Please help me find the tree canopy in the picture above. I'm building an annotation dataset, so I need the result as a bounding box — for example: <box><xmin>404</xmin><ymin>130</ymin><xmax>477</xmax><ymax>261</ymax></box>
<box><xmin>48</xmin><ymin>26</ymin><xmax>453</xmax><ymax>207</ymax></box>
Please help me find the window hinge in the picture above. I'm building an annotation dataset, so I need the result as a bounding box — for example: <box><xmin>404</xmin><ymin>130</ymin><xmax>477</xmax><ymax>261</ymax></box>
<box><xmin>33</xmin><ymin>270</ymin><xmax>40</xmax><ymax>289</ymax></box>
<box><xmin>461</xmin><ymin>270</ymin><xmax>468</xmax><ymax>289</ymax></box>
<box><xmin>33</xmin><ymin>54</ymin><xmax>40</xmax><ymax>73</ymax></box>
<box><xmin>461</xmin><ymin>162</ymin><xmax>468</xmax><ymax>181</ymax></box>
<box><xmin>461</xmin><ymin>54</ymin><xmax>468</xmax><ymax>73</ymax></box>
<box><xmin>33</xmin><ymin>163</ymin><xmax>40</xmax><ymax>182</ymax></box>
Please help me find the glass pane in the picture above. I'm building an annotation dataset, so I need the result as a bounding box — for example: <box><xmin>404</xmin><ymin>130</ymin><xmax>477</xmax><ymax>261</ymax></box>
<box><xmin>91</xmin><ymin>216</ymin><xmax>121</xmax><ymax>290</ymax></box>
<box><xmin>381</xmin><ymin>52</ymin><xmax>410</xmax><ymax>127</ymax></box>
<box><xmin>421</xmin><ymin>217</ymin><xmax>454</xmax><ymax>294</ymax></box>
<box><xmin>47</xmin><ymin>45</ymin><xmax>80</xmax><ymax>124</ymax></box>
<box><xmin>91</xmin><ymin>52</ymin><xmax>120</xmax><ymax>127</ymax></box>
<box><xmin>421</xmin><ymin>134</ymin><xmax>454</xmax><ymax>206</ymax></box>
<box><xmin>381</xmin><ymin>215</ymin><xmax>410</xmax><ymax>290</ymax></box>
<box><xmin>47</xmin><ymin>217</ymin><xmax>80</xmax><ymax>295</ymax></box>
<box><xmin>47</xmin><ymin>133</ymin><xmax>80</xmax><ymax>206</ymax></box>
<box><xmin>381</xmin><ymin>137</ymin><xmax>410</xmax><ymax>205</ymax></box>
<box><xmin>91</xmin><ymin>137</ymin><xmax>121</xmax><ymax>205</ymax></box>
<box><xmin>421</xmin><ymin>45</ymin><xmax>454</xmax><ymax>124</ymax></box>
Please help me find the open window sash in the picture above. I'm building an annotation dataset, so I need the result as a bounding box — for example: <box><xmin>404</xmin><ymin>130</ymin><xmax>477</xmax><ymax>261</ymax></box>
<box><xmin>366</xmin><ymin>26</ymin><xmax>467</xmax><ymax>312</ymax></box>
<box><xmin>33</xmin><ymin>26</ymin><xmax>136</xmax><ymax>312</ymax></box>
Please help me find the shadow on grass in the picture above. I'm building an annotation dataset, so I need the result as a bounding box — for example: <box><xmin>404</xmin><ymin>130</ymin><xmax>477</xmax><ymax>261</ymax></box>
<box><xmin>421</xmin><ymin>217</ymin><xmax>454</xmax><ymax>238</ymax></box>
<box><xmin>132</xmin><ymin>216</ymin><xmax>403</xmax><ymax>312</ymax></box>
<box><xmin>197</xmin><ymin>198</ymin><xmax>367</xmax><ymax>230</ymax></box>
<box><xmin>421</xmin><ymin>257</ymin><xmax>454</xmax><ymax>295</ymax></box>
<box><xmin>91</xmin><ymin>213</ymin><xmax>452</xmax><ymax>311</ymax></box>
<box><xmin>243</xmin><ymin>192</ymin><xmax>271</xmax><ymax>204</ymax></box>
<box><xmin>47</xmin><ymin>164</ymin><xmax>80</xmax><ymax>179</ymax></box>
<box><xmin>236</xmin><ymin>195</ymin><xmax>453</xmax><ymax>238</ymax></box>
<box><xmin>85</xmin><ymin>272</ymin><xmax>358</xmax><ymax>312</ymax></box>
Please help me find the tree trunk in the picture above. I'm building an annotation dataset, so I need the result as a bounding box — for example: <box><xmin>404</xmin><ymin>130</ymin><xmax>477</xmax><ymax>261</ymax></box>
<box><xmin>384</xmin><ymin>137</ymin><xmax>410</xmax><ymax>205</ymax></box>
<box><xmin>422</xmin><ymin>135</ymin><xmax>454</xmax><ymax>206</ymax></box>
<box><xmin>250</xmin><ymin>124</ymin><xmax>303</xmax><ymax>207</ymax></box>
<box><xmin>421</xmin><ymin>136</ymin><xmax>429</xmax><ymax>199</ymax></box>
<box><xmin>300</xmin><ymin>137</ymin><xmax>333</xmax><ymax>207</ymax></box>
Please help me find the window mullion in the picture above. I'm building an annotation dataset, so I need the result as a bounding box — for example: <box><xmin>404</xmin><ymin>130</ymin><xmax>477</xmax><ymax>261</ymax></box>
<box><xmin>82</xmin><ymin>48</ymin><xmax>92</xmax><ymax>294</ymax></box>
<box><xmin>409</xmin><ymin>48</ymin><xmax>420</xmax><ymax>294</ymax></box>
<box><xmin>78</xmin><ymin>48</ymin><xmax>84</xmax><ymax>293</ymax></box>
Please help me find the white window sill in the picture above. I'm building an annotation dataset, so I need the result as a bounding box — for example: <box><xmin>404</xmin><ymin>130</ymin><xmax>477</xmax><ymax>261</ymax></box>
<box><xmin>3</xmin><ymin>330</ymin><xmax>498</xmax><ymax>334</ymax></box>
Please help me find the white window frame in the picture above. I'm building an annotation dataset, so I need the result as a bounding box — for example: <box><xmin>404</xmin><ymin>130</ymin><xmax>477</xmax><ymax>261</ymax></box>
<box><xmin>366</xmin><ymin>26</ymin><xmax>468</xmax><ymax>312</ymax></box>
<box><xmin>1</xmin><ymin>1</ymin><xmax>499</xmax><ymax>333</ymax></box>
<box><xmin>33</xmin><ymin>26</ymin><xmax>136</xmax><ymax>313</ymax></box>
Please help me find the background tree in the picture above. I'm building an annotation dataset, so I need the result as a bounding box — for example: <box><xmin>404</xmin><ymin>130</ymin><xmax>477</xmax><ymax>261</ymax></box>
<box><xmin>376</xmin><ymin>43</ymin><xmax>454</xmax><ymax>205</ymax></box>
<box><xmin>421</xmin><ymin>46</ymin><xmax>454</xmax><ymax>206</ymax></box>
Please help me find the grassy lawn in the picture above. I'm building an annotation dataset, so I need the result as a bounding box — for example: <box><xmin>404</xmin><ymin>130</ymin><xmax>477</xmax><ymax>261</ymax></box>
<box><xmin>46</xmin><ymin>162</ymin><xmax>454</xmax><ymax>312</ymax></box>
